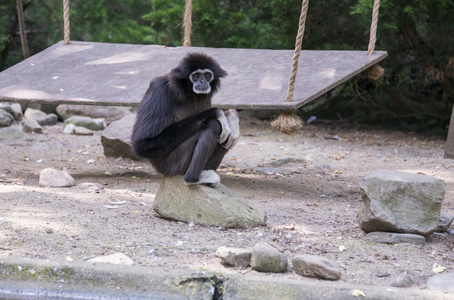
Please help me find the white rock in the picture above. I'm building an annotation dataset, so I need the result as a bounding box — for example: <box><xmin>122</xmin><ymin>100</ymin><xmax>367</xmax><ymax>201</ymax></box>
<box><xmin>63</xmin><ymin>123</ymin><xmax>76</xmax><ymax>134</ymax></box>
<box><xmin>39</xmin><ymin>168</ymin><xmax>75</xmax><ymax>187</ymax></box>
<box><xmin>74</xmin><ymin>126</ymin><xmax>95</xmax><ymax>136</ymax></box>
<box><xmin>88</xmin><ymin>252</ymin><xmax>134</xmax><ymax>266</ymax></box>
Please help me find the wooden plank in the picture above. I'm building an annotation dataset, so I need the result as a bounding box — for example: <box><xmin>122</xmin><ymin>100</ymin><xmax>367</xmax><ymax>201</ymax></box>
<box><xmin>445</xmin><ymin>105</ymin><xmax>454</xmax><ymax>159</ymax></box>
<box><xmin>0</xmin><ymin>41</ymin><xmax>387</xmax><ymax>110</ymax></box>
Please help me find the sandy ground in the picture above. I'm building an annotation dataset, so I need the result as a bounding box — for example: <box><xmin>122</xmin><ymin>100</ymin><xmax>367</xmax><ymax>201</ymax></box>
<box><xmin>0</xmin><ymin>115</ymin><xmax>453</xmax><ymax>290</ymax></box>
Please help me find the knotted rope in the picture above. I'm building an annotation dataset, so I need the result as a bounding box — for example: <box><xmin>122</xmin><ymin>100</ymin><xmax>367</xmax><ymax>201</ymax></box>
<box><xmin>271</xmin><ymin>0</ymin><xmax>309</xmax><ymax>134</ymax></box>
<box><xmin>63</xmin><ymin>0</ymin><xmax>70</xmax><ymax>45</ymax></box>
<box><xmin>183</xmin><ymin>0</ymin><xmax>193</xmax><ymax>47</ymax></box>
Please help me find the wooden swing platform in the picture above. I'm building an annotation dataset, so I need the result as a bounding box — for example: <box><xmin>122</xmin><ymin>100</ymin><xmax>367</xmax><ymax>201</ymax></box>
<box><xmin>0</xmin><ymin>41</ymin><xmax>388</xmax><ymax>110</ymax></box>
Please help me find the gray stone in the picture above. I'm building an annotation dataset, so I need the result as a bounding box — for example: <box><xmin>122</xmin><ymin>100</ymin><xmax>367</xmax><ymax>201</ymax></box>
<box><xmin>0</xmin><ymin>127</ymin><xmax>33</xmax><ymax>141</ymax></box>
<box><xmin>0</xmin><ymin>109</ymin><xmax>14</xmax><ymax>127</ymax></box>
<box><xmin>88</xmin><ymin>253</ymin><xmax>134</xmax><ymax>266</ymax></box>
<box><xmin>22</xmin><ymin>118</ymin><xmax>43</xmax><ymax>134</ymax></box>
<box><xmin>0</xmin><ymin>102</ymin><xmax>22</xmax><ymax>120</ymax></box>
<box><xmin>251</xmin><ymin>243</ymin><xmax>287</xmax><ymax>273</ymax></box>
<box><xmin>253</xmin><ymin>167</ymin><xmax>283</xmax><ymax>175</ymax></box>
<box><xmin>292</xmin><ymin>255</ymin><xmax>342</xmax><ymax>281</ymax></box>
<box><xmin>357</xmin><ymin>169</ymin><xmax>445</xmax><ymax>236</ymax></box>
<box><xmin>436</xmin><ymin>212</ymin><xmax>454</xmax><ymax>232</ymax></box>
<box><xmin>153</xmin><ymin>176</ymin><xmax>267</xmax><ymax>229</ymax></box>
<box><xmin>56</xmin><ymin>104</ymin><xmax>132</xmax><ymax>124</ymax></box>
<box><xmin>216</xmin><ymin>247</ymin><xmax>252</xmax><ymax>267</ymax></box>
<box><xmin>427</xmin><ymin>272</ymin><xmax>454</xmax><ymax>292</ymax></box>
<box><xmin>74</xmin><ymin>126</ymin><xmax>95</xmax><ymax>135</ymax></box>
<box><xmin>269</xmin><ymin>158</ymin><xmax>306</xmax><ymax>167</ymax></box>
<box><xmin>366</xmin><ymin>232</ymin><xmax>426</xmax><ymax>245</ymax></box>
<box><xmin>24</xmin><ymin>108</ymin><xmax>58</xmax><ymax>125</ymax></box>
<box><xmin>390</xmin><ymin>273</ymin><xmax>414</xmax><ymax>287</ymax></box>
<box><xmin>76</xmin><ymin>182</ymin><xmax>104</xmax><ymax>193</ymax></box>
<box><xmin>9</xmin><ymin>103</ymin><xmax>23</xmax><ymax>120</ymax></box>
<box><xmin>64</xmin><ymin>116</ymin><xmax>106</xmax><ymax>131</ymax></box>
<box><xmin>101</xmin><ymin>114</ymin><xmax>142</xmax><ymax>160</ymax></box>
<box><xmin>39</xmin><ymin>168</ymin><xmax>76</xmax><ymax>187</ymax></box>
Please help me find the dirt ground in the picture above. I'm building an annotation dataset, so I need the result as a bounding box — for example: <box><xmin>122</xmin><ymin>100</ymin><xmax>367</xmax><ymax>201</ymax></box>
<box><xmin>0</xmin><ymin>114</ymin><xmax>453</xmax><ymax>290</ymax></box>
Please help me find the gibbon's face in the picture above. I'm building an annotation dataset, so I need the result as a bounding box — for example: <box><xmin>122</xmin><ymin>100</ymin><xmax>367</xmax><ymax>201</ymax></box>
<box><xmin>189</xmin><ymin>69</ymin><xmax>214</xmax><ymax>94</ymax></box>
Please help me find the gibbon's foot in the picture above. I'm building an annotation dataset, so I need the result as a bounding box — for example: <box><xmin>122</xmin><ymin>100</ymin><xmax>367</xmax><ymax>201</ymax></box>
<box><xmin>184</xmin><ymin>170</ymin><xmax>221</xmax><ymax>188</ymax></box>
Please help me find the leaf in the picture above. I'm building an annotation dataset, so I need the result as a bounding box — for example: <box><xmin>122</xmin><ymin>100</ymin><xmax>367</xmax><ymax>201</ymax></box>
<box><xmin>339</xmin><ymin>245</ymin><xmax>347</xmax><ymax>252</ymax></box>
<box><xmin>432</xmin><ymin>263</ymin><xmax>446</xmax><ymax>273</ymax></box>
<box><xmin>352</xmin><ymin>289</ymin><xmax>366</xmax><ymax>297</ymax></box>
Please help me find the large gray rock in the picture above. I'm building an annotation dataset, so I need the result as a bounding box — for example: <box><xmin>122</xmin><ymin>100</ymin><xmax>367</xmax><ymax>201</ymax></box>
<box><xmin>101</xmin><ymin>114</ymin><xmax>142</xmax><ymax>160</ymax></box>
<box><xmin>153</xmin><ymin>176</ymin><xmax>267</xmax><ymax>229</ymax></box>
<box><xmin>64</xmin><ymin>116</ymin><xmax>106</xmax><ymax>131</ymax></box>
<box><xmin>0</xmin><ymin>109</ymin><xmax>14</xmax><ymax>127</ymax></box>
<box><xmin>358</xmin><ymin>170</ymin><xmax>445</xmax><ymax>236</ymax></box>
<box><xmin>24</xmin><ymin>108</ymin><xmax>58</xmax><ymax>125</ymax></box>
<box><xmin>250</xmin><ymin>243</ymin><xmax>287</xmax><ymax>273</ymax></box>
<box><xmin>292</xmin><ymin>255</ymin><xmax>342</xmax><ymax>281</ymax></box>
<box><xmin>0</xmin><ymin>127</ymin><xmax>33</xmax><ymax>141</ymax></box>
<box><xmin>56</xmin><ymin>104</ymin><xmax>132</xmax><ymax>124</ymax></box>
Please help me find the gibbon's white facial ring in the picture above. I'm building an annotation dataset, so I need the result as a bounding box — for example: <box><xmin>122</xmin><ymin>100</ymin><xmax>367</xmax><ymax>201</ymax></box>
<box><xmin>190</xmin><ymin>69</ymin><xmax>214</xmax><ymax>94</ymax></box>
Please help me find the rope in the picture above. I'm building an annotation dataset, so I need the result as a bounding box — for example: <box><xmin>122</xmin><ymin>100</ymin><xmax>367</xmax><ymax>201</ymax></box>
<box><xmin>285</xmin><ymin>0</ymin><xmax>309</xmax><ymax>102</ymax></box>
<box><xmin>16</xmin><ymin>0</ymin><xmax>29</xmax><ymax>58</ymax></box>
<box><xmin>367</xmin><ymin>0</ymin><xmax>380</xmax><ymax>55</ymax></box>
<box><xmin>367</xmin><ymin>0</ymin><xmax>384</xmax><ymax>80</ymax></box>
<box><xmin>63</xmin><ymin>0</ymin><xmax>70</xmax><ymax>45</ymax></box>
<box><xmin>271</xmin><ymin>0</ymin><xmax>308</xmax><ymax>135</ymax></box>
<box><xmin>183</xmin><ymin>0</ymin><xmax>193</xmax><ymax>47</ymax></box>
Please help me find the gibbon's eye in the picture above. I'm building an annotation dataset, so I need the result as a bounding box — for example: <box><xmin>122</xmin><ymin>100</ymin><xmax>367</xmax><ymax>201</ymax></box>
<box><xmin>192</xmin><ymin>73</ymin><xmax>200</xmax><ymax>81</ymax></box>
<box><xmin>204</xmin><ymin>73</ymin><xmax>212</xmax><ymax>81</ymax></box>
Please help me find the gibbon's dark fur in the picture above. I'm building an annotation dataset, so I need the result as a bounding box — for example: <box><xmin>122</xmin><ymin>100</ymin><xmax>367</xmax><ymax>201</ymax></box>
<box><xmin>131</xmin><ymin>52</ymin><xmax>230</xmax><ymax>184</ymax></box>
